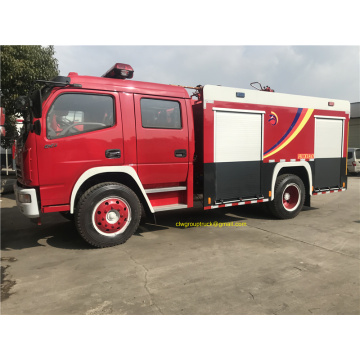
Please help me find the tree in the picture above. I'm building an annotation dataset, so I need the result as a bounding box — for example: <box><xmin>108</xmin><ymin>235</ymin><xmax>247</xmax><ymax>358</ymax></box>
<box><xmin>0</xmin><ymin>45</ymin><xmax>59</xmax><ymax>148</ymax></box>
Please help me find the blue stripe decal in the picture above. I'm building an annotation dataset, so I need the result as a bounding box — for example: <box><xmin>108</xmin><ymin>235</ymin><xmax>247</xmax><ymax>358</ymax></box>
<box><xmin>264</xmin><ymin>108</ymin><xmax>303</xmax><ymax>155</ymax></box>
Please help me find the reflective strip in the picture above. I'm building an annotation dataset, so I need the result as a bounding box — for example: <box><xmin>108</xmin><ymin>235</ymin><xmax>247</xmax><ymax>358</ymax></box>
<box><xmin>206</xmin><ymin>198</ymin><xmax>269</xmax><ymax>210</ymax></box>
<box><xmin>313</xmin><ymin>189</ymin><xmax>346</xmax><ymax>195</ymax></box>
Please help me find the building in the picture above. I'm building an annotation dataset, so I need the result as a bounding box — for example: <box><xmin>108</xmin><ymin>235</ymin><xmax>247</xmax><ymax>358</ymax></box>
<box><xmin>349</xmin><ymin>102</ymin><xmax>360</xmax><ymax>148</ymax></box>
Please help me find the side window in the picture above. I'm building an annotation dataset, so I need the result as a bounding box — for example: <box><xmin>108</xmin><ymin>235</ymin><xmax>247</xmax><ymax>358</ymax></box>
<box><xmin>141</xmin><ymin>98</ymin><xmax>181</xmax><ymax>129</ymax></box>
<box><xmin>46</xmin><ymin>93</ymin><xmax>114</xmax><ymax>139</ymax></box>
<box><xmin>348</xmin><ymin>151</ymin><xmax>353</xmax><ymax>159</ymax></box>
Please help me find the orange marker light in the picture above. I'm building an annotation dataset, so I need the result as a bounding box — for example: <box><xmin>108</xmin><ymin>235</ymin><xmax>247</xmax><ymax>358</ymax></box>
<box><xmin>208</xmin><ymin>197</ymin><xmax>211</xmax><ymax>205</ymax></box>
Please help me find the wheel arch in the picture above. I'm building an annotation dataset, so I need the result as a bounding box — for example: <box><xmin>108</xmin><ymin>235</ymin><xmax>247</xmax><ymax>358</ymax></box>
<box><xmin>70</xmin><ymin>166</ymin><xmax>154</xmax><ymax>215</ymax></box>
<box><xmin>270</xmin><ymin>162</ymin><xmax>312</xmax><ymax>202</ymax></box>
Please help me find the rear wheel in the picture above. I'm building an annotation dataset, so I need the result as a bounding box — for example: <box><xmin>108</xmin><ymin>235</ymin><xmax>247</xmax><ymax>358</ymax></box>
<box><xmin>268</xmin><ymin>174</ymin><xmax>305</xmax><ymax>219</ymax></box>
<box><xmin>75</xmin><ymin>182</ymin><xmax>141</xmax><ymax>248</ymax></box>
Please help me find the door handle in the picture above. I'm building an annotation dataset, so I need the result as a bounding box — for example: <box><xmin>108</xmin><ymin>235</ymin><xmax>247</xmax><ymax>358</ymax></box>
<box><xmin>174</xmin><ymin>149</ymin><xmax>187</xmax><ymax>158</ymax></box>
<box><xmin>105</xmin><ymin>149</ymin><xmax>121</xmax><ymax>159</ymax></box>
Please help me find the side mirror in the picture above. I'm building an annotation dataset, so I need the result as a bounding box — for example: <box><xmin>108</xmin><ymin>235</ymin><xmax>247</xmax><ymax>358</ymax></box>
<box><xmin>32</xmin><ymin>89</ymin><xmax>42</xmax><ymax>118</ymax></box>
<box><xmin>33</xmin><ymin>119</ymin><xmax>41</xmax><ymax>135</ymax></box>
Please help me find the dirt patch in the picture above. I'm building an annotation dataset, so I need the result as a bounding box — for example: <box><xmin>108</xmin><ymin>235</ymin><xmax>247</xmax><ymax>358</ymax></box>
<box><xmin>1</xmin><ymin>257</ymin><xmax>17</xmax><ymax>301</ymax></box>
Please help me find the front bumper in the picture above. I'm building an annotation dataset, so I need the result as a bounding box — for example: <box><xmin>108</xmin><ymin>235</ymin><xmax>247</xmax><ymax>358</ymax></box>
<box><xmin>14</xmin><ymin>183</ymin><xmax>40</xmax><ymax>218</ymax></box>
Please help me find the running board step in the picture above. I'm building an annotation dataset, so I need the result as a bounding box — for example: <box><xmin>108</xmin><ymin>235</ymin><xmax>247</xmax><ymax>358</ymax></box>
<box><xmin>153</xmin><ymin>204</ymin><xmax>188</xmax><ymax>212</ymax></box>
<box><xmin>145</xmin><ymin>186</ymin><xmax>187</xmax><ymax>194</ymax></box>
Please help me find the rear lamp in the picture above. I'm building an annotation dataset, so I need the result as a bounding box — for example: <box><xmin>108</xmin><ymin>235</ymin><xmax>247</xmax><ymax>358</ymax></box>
<box><xmin>353</xmin><ymin>162</ymin><xmax>357</xmax><ymax>166</ymax></box>
<box><xmin>102</xmin><ymin>63</ymin><xmax>134</xmax><ymax>79</ymax></box>
<box><xmin>18</xmin><ymin>193</ymin><xmax>31</xmax><ymax>203</ymax></box>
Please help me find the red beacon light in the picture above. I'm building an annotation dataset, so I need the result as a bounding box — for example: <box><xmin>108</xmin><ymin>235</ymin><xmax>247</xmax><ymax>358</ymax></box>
<box><xmin>102</xmin><ymin>63</ymin><xmax>134</xmax><ymax>79</ymax></box>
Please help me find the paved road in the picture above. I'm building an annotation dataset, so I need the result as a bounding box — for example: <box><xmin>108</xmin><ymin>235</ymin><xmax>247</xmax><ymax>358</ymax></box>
<box><xmin>1</xmin><ymin>177</ymin><xmax>359</xmax><ymax>314</ymax></box>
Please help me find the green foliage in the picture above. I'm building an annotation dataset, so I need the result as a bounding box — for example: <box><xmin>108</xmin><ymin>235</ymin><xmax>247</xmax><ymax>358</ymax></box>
<box><xmin>1</xmin><ymin>45</ymin><xmax>59</xmax><ymax>148</ymax></box>
<box><xmin>2</xmin><ymin>114</ymin><xmax>17</xmax><ymax>149</ymax></box>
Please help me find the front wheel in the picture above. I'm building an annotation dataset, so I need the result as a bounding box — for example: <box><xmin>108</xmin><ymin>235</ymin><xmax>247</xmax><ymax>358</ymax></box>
<box><xmin>268</xmin><ymin>174</ymin><xmax>305</xmax><ymax>219</ymax></box>
<box><xmin>75</xmin><ymin>182</ymin><xmax>141</xmax><ymax>248</ymax></box>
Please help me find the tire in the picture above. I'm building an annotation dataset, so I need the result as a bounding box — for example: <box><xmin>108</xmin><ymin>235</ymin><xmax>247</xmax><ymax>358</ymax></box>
<box><xmin>75</xmin><ymin>182</ymin><xmax>141</xmax><ymax>248</ymax></box>
<box><xmin>268</xmin><ymin>174</ymin><xmax>305</xmax><ymax>219</ymax></box>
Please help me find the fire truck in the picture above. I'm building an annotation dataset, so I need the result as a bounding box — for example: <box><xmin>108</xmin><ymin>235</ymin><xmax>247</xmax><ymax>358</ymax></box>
<box><xmin>13</xmin><ymin>63</ymin><xmax>350</xmax><ymax>247</ymax></box>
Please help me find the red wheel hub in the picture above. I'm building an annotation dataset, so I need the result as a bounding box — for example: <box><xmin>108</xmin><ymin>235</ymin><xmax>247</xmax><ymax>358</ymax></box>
<box><xmin>282</xmin><ymin>184</ymin><xmax>300</xmax><ymax>211</ymax></box>
<box><xmin>93</xmin><ymin>197</ymin><xmax>129</xmax><ymax>234</ymax></box>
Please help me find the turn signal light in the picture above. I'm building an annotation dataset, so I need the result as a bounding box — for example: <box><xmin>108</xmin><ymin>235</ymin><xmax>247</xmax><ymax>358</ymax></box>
<box><xmin>18</xmin><ymin>193</ymin><xmax>31</xmax><ymax>203</ymax></box>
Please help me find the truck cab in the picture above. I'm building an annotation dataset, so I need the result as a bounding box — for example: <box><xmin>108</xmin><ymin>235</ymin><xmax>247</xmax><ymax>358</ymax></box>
<box><xmin>14</xmin><ymin>64</ymin><xmax>195</xmax><ymax>247</ymax></box>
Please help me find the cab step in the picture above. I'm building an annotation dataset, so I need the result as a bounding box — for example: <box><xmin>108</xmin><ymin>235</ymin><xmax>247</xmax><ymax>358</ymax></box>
<box><xmin>153</xmin><ymin>204</ymin><xmax>188</xmax><ymax>212</ymax></box>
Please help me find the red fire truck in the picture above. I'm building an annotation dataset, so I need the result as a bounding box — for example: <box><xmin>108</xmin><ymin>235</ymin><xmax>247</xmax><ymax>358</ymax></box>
<box><xmin>14</xmin><ymin>63</ymin><xmax>350</xmax><ymax>247</ymax></box>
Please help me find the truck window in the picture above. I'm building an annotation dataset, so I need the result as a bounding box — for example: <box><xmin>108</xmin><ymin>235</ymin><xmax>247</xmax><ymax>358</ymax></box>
<box><xmin>46</xmin><ymin>93</ymin><xmax>114</xmax><ymax>139</ymax></box>
<box><xmin>141</xmin><ymin>98</ymin><xmax>181</xmax><ymax>129</ymax></box>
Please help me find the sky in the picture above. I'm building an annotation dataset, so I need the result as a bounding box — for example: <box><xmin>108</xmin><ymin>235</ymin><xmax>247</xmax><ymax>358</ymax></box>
<box><xmin>54</xmin><ymin>46</ymin><xmax>360</xmax><ymax>103</ymax></box>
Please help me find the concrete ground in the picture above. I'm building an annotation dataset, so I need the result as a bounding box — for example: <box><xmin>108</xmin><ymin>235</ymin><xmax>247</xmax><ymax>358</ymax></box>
<box><xmin>1</xmin><ymin>176</ymin><xmax>359</xmax><ymax>315</ymax></box>
<box><xmin>1</xmin><ymin>169</ymin><xmax>16</xmax><ymax>195</ymax></box>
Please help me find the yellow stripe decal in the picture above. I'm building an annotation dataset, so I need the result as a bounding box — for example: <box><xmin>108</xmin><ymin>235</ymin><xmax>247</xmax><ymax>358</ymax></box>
<box><xmin>264</xmin><ymin>109</ymin><xmax>314</xmax><ymax>159</ymax></box>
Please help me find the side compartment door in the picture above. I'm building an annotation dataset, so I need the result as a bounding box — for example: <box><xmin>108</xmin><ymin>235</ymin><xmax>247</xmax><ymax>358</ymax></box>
<box><xmin>213</xmin><ymin>109</ymin><xmax>263</xmax><ymax>201</ymax></box>
<box><xmin>134</xmin><ymin>95</ymin><xmax>189</xmax><ymax>187</ymax></box>
<box><xmin>314</xmin><ymin>117</ymin><xmax>344</xmax><ymax>188</ymax></box>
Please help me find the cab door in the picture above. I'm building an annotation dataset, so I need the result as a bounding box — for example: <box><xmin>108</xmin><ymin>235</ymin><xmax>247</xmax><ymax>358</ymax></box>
<box><xmin>36</xmin><ymin>90</ymin><xmax>122</xmax><ymax>207</ymax></box>
<box><xmin>134</xmin><ymin>95</ymin><xmax>189</xmax><ymax>187</ymax></box>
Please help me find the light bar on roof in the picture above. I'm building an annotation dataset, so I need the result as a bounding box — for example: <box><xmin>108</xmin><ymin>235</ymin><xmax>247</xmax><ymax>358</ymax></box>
<box><xmin>102</xmin><ymin>63</ymin><xmax>134</xmax><ymax>79</ymax></box>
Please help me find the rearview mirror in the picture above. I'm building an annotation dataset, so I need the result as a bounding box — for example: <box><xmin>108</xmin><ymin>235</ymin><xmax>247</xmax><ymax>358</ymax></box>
<box><xmin>33</xmin><ymin>119</ymin><xmax>41</xmax><ymax>135</ymax></box>
<box><xmin>31</xmin><ymin>89</ymin><xmax>42</xmax><ymax>118</ymax></box>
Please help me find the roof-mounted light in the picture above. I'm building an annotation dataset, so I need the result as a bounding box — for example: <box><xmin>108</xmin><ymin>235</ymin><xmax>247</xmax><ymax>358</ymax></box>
<box><xmin>102</xmin><ymin>63</ymin><xmax>134</xmax><ymax>79</ymax></box>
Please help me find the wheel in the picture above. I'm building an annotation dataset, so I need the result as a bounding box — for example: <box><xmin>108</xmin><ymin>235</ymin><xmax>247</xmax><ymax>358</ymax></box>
<box><xmin>268</xmin><ymin>174</ymin><xmax>305</xmax><ymax>219</ymax></box>
<box><xmin>75</xmin><ymin>182</ymin><xmax>141</xmax><ymax>248</ymax></box>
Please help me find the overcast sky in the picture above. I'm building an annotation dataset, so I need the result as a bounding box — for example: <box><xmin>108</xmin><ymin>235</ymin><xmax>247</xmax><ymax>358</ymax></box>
<box><xmin>54</xmin><ymin>46</ymin><xmax>360</xmax><ymax>103</ymax></box>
